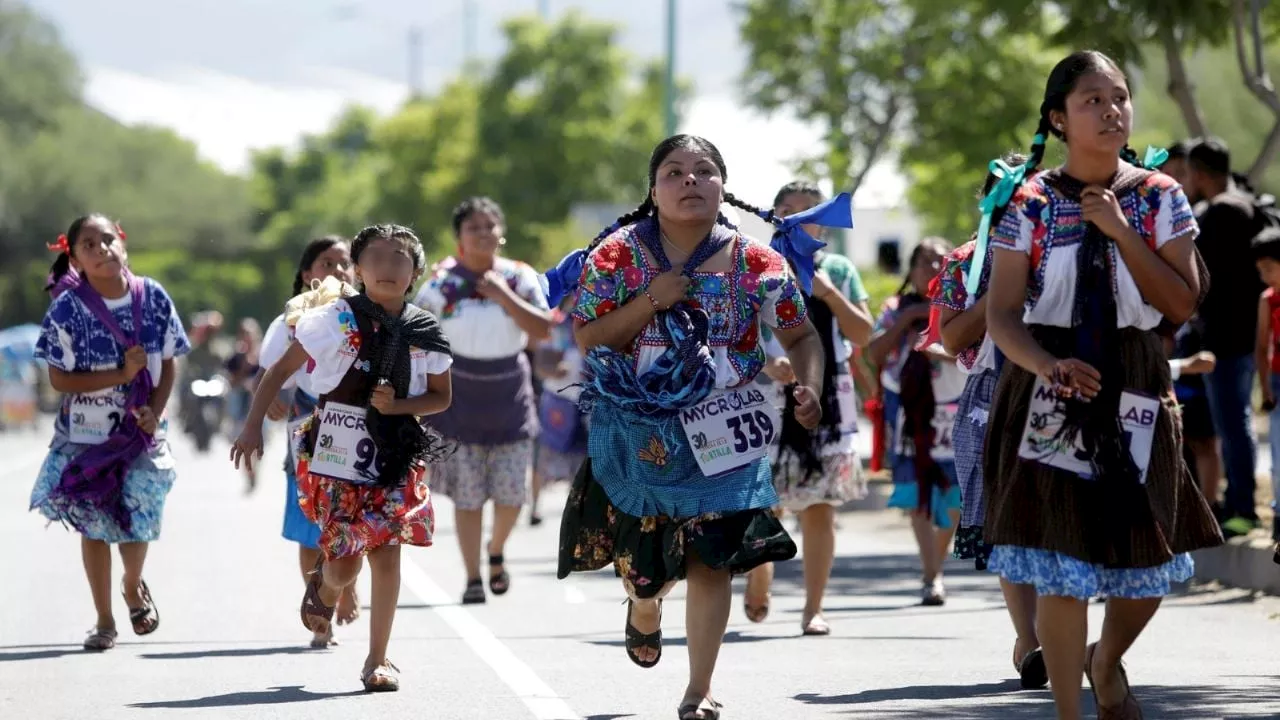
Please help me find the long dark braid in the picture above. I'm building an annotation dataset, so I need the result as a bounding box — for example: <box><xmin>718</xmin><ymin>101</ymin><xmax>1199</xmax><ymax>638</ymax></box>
<box><xmin>588</xmin><ymin>198</ymin><xmax>654</xmax><ymax>251</ymax></box>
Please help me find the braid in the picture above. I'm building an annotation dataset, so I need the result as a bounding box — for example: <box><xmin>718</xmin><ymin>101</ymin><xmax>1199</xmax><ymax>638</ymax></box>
<box><xmin>589</xmin><ymin>198</ymin><xmax>653</xmax><ymax>251</ymax></box>
<box><xmin>1120</xmin><ymin>144</ymin><xmax>1141</xmax><ymax>167</ymax></box>
<box><xmin>1025</xmin><ymin>117</ymin><xmax>1052</xmax><ymax>175</ymax></box>
<box><xmin>291</xmin><ymin>270</ymin><xmax>306</xmax><ymax>296</ymax></box>
<box><xmin>723</xmin><ymin>192</ymin><xmax>779</xmax><ymax>225</ymax></box>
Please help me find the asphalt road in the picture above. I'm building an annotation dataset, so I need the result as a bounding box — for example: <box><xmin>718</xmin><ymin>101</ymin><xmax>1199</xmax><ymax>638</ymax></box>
<box><xmin>2</xmin><ymin>420</ymin><xmax>1278</xmax><ymax>720</ymax></box>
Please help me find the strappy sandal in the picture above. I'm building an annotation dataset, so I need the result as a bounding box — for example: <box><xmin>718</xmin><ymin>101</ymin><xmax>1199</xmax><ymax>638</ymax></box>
<box><xmin>677</xmin><ymin>697</ymin><xmax>723</xmax><ymax>719</ymax></box>
<box><xmin>300</xmin><ymin>557</ymin><xmax>336</xmax><ymax>633</ymax></box>
<box><xmin>462</xmin><ymin>578</ymin><xmax>486</xmax><ymax>605</ymax></box>
<box><xmin>624</xmin><ymin>598</ymin><xmax>662</xmax><ymax>669</ymax></box>
<box><xmin>488</xmin><ymin>553</ymin><xmax>511</xmax><ymax>596</ymax></box>
<box><xmin>83</xmin><ymin>627</ymin><xmax>118</xmax><ymax>651</ymax></box>
<box><xmin>123</xmin><ymin>579</ymin><xmax>160</xmax><ymax>636</ymax></box>
<box><xmin>1016</xmin><ymin>646</ymin><xmax>1048</xmax><ymax>690</ymax></box>
<box><xmin>1084</xmin><ymin>642</ymin><xmax>1144</xmax><ymax>719</ymax></box>
<box><xmin>361</xmin><ymin>659</ymin><xmax>400</xmax><ymax>692</ymax></box>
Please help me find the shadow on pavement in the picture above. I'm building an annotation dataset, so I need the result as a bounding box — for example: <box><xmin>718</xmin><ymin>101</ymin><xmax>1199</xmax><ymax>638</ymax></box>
<box><xmin>127</xmin><ymin>685</ymin><xmax>366</xmax><ymax>709</ymax></box>
<box><xmin>139</xmin><ymin>645</ymin><xmax>317</xmax><ymax>660</ymax></box>
<box><xmin>0</xmin><ymin>648</ymin><xmax>86</xmax><ymax>662</ymax></box>
<box><xmin>793</xmin><ymin>680</ymin><xmax>1280</xmax><ymax>718</ymax></box>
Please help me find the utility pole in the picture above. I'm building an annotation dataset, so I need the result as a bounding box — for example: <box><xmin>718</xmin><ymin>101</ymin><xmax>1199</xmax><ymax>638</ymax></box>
<box><xmin>663</xmin><ymin>0</ymin><xmax>677</xmax><ymax>137</ymax></box>
<box><xmin>407</xmin><ymin>26</ymin><xmax>423</xmax><ymax>96</ymax></box>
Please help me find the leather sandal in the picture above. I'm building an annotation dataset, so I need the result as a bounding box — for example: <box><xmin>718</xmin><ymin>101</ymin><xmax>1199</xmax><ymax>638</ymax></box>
<box><xmin>1084</xmin><ymin>642</ymin><xmax>1143</xmax><ymax>719</ymax></box>
<box><xmin>488</xmin><ymin>553</ymin><xmax>511</xmax><ymax>595</ymax></box>
<box><xmin>300</xmin><ymin>557</ymin><xmax>336</xmax><ymax>633</ymax></box>
<box><xmin>361</xmin><ymin>660</ymin><xmax>400</xmax><ymax>692</ymax></box>
<box><xmin>677</xmin><ymin>697</ymin><xmax>723</xmax><ymax>719</ymax></box>
<box><xmin>624</xmin><ymin>598</ymin><xmax>662</xmax><ymax>669</ymax></box>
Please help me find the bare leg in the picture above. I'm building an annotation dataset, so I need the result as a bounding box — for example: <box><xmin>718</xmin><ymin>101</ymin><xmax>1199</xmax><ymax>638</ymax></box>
<box><xmin>799</xmin><ymin>504</ymin><xmax>837</xmax><ymax>628</ymax></box>
<box><xmin>1091</xmin><ymin>598</ymin><xmax>1160</xmax><ymax>708</ymax></box>
<box><xmin>933</xmin><ymin>510</ymin><xmax>960</xmax><ymax>576</ymax></box>
<box><xmin>1036</xmin><ymin>595</ymin><xmax>1088</xmax><ymax>720</ymax></box>
<box><xmin>909</xmin><ymin>513</ymin><xmax>938</xmax><ymax>579</ymax></box>
<box><xmin>682</xmin><ymin>556</ymin><xmax>732</xmax><ymax>715</ymax></box>
<box><xmin>117</xmin><ymin>542</ymin><xmax>149</xmax><ymax>606</ymax></box>
<box><xmin>81</xmin><ymin>538</ymin><xmax>114</xmax><ymax>630</ymax></box>
<box><xmin>530</xmin><ymin>471</ymin><xmax>543</xmax><ymax>521</ymax></box>
<box><xmin>621</xmin><ymin>576</ymin><xmax>676</xmax><ymax>665</ymax></box>
<box><xmin>1001</xmin><ymin>579</ymin><xmax>1040</xmax><ymax>666</ymax></box>
<box><xmin>454</xmin><ymin>507</ymin><xmax>484</xmax><ymax>583</ymax></box>
<box><xmin>488</xmin><ymin>503</ymin><xmax>522</xmax><ymax>560</ymax></box>
<box><xmin>364</xmin><ymin>544</ymin><xmax>401</xmax><ymax>675</ymax></box>
<box><xmin>743</xmin><ymin>562</ymin><xmax>772</xmax><ymax>622</ymax></box>
<box><xmin>310</xmin><ymin>554</ymin><xmax>363</xmax><ymax>636</ymax></box>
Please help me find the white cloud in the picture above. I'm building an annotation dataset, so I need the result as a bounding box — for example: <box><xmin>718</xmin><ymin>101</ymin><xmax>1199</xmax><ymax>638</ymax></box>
<box><xmin>83</xmin><ymin>64</ymin><xmax>906</xmax><ymax>210</ymax></box>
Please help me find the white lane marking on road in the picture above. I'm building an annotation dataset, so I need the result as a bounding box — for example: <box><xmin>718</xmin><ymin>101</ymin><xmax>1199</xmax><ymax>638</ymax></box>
<box><xmin>400</xmin><ymin>557</ymin><xmax>580</xmax><ymax>720</ymax></box>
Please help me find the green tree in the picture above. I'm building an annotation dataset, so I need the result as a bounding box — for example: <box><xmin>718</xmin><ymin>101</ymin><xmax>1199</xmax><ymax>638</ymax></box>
<box><xmin>252</xmin><ymin>11</ymin><xmax>684</xmax><ymax>273</ymax></box>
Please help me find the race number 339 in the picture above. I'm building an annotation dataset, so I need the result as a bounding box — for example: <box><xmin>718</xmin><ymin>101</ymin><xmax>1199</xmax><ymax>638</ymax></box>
<box><xmin>68</xmin><ymin>391</ymin><xmax>127</xmax><ymax>445</ymax></box>
<box><xmin>1017</xmin><ymin>378</ymin><xmax>1159</xmax><ymax>483</ymax></box>
<box><xmin>309</xmin><ymin>402</ymin><xmax>377</xmax><ymax>482</ymax></box>
<box><xmin>680</xmin><ymin>387</ymin><xmax>779</xmax><ymax>477</ymax></box>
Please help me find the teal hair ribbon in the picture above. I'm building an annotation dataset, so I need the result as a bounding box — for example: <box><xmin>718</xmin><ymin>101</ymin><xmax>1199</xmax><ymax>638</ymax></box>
<box><xmin>965</xmin><ymin>158</ymin><xmax>1028</xmax><ymax>297</ymax></box>
<box><xmin>1142</xmin><ymin>146</ymin><xmax>1169</xmax><ymax>170</ymax></box>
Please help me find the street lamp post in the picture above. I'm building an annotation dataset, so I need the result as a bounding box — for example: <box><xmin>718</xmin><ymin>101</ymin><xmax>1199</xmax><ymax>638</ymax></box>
<box><xmin>663</xmin><ymin>0</ymin><xmax>676</xmax><ymax>137</ymax></box>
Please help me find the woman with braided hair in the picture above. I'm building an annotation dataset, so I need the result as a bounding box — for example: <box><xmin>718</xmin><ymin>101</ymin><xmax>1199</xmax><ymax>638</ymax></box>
<box><xmin>983</xmin><ymin>51</ymin><xmax>1222</xmax><ymax>718</ymax></box>
<box><xmin>551</xmin><ymin>134</ymin><xmax>846</xmax><ymax>719</ymax></box>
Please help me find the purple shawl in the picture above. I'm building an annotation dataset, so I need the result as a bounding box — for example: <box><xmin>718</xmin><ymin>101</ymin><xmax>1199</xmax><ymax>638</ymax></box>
<box><xmin>42</xmin><ymin>272</ymin><xmax>154</xmax><ymax>535</ymax></box>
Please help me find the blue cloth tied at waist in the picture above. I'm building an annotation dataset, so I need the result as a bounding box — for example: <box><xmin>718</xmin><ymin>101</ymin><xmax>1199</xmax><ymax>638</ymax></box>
<box><xmin>580</xmin><ymin>302</ymin><xmax>777</xmax><ymax>519</ymax></box>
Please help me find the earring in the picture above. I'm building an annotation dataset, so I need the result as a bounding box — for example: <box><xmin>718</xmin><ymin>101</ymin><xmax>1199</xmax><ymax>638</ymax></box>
<box><xmin>498</xmin><ymin>238</ymin><xmax>507</xmax><ymax>246</ymax></box>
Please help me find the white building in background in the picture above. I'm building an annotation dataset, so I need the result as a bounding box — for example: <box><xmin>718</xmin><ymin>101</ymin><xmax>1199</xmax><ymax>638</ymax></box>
<box><xmin>570</xmin><ymin>201</ymin><xmax>924</xmax><ymax>276</ymax></box>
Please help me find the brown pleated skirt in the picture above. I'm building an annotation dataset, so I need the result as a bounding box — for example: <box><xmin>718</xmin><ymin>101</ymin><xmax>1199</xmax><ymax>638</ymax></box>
<box><xmin>982</xmin><ymin>327</ymin><xmax>1223</xmax><ymax>568</ymax></box>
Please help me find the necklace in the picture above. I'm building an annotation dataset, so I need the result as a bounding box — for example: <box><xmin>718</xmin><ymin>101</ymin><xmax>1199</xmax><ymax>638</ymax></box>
<box><xmin>660</xmin><ymin>232</ymin><xmax>689</xmax><ymax>259</ymax></box>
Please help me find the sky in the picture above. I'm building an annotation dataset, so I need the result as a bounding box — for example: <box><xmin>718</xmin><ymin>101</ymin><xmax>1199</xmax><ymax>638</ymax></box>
<box><xmin>30</xmin><ymin>0</ymin><xmax>906</xmax><ymax>209</ymax></box>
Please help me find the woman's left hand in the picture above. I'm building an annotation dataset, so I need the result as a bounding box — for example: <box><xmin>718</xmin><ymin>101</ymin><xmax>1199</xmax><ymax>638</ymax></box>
<box><xmin>792</xmin><ymin>385</ymin><xmax>822</xmax><ymax>429</ymax></box>
<box><xmin>476</xmin><ymin>271</ymin><xmax>515</xmax><ymax>303</ymax></box>
<box><xmin>1081</xmin><ymin>186</ymin><xmax>1131</xmax><ymax>241</ymax></box>
<box><xmin>810</xmin><ymin>270</ymin><xmax>836</xmax><ymax>301</ymax></box>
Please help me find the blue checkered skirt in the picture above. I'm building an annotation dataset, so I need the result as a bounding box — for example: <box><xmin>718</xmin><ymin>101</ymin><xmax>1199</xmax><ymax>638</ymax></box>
<box><xmin>954</xmin><ymin>368</ymin><xmax>998</xmax><ymax>527</ymax></box>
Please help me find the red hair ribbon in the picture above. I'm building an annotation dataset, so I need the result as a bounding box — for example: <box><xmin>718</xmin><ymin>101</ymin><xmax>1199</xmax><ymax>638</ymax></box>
<box><xmin>47</xmin><ymin>234</ymin><xmax>70</xmax><ymax>254</ymax></box>
<box><xmin>115</xmin><ymin>223</ymin><xmax>127</xmax><ymax>241</ymax></box>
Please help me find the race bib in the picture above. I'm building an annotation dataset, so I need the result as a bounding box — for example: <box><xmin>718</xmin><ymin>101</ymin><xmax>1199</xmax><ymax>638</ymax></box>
<box><xmin>680</xmin><ymin>386</ymin><xmax>780</xmax><ymax>477</ymax></box>
<box><xmin>895</xmin><ymin>401</ymin><xmax>959</xmax><ymax>460</ymax></box>
<box><xmin>1017</xmin><ymin>378</ymin><xmax>1159</xmax><ymax>483</ymax></box>
<box><xmin>836</xmin><ymin>372</ymin><xmax>858</xmax><ymax>435</ymax></box>
<box><xmin>68</xmin><ymin>391</ymin><xmax>128</xmax><ymax>445</ymax></box>
<box><xmin>309</xmin><ymin>402</ymin><xmax>378</xmax><ymax>482</ymax></box>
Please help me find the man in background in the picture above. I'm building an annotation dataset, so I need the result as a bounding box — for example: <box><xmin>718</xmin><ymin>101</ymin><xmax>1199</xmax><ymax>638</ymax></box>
<box><xmin>1187</xmin><ymin>138</ymin><xmax>1265</xmax><ymax>536</ymax></box>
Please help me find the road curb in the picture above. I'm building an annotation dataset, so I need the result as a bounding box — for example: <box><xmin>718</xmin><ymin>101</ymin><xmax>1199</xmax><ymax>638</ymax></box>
<box><xmin>1192</xmin><ymin>535</ymin><xmax>1280</xmax><ymax>596</ymax></box>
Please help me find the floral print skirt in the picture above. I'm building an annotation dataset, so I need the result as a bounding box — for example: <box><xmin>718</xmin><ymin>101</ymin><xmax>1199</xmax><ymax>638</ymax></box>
<box><xmin>295</xmin><ymin>457</ymin><xmax>434</xmax><ymax>560</ymax></box>
<box><xmin>31</xmin><ymin>445</ymin><xmax>176</xmax><ymax>544</ymax></box>
<box><xmin>557</xmin><ymin>459</ymin><xmax>797</xmax><ymax>599</ymax></box>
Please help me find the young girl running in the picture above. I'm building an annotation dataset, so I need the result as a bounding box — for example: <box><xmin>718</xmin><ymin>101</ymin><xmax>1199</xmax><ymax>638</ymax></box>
<box><xmin>31</xmin><ymin>214</ymin><xmax>190</xmax><ymax>651</ymax></box>
<box><xmin>529</xmin><ymin>295</ymin><xmax>588</xmax><ymax>526</ymax></box>
<box><xmin>868</xmin><ymin>238</ymin><xmax>964</xmax><ymax>606</ymax></box>
<box><xmin>258</xmin><ymin>235</ymin><xmax>358</xmax><ymax>648</ymax></box>
<box><xmin>921</xmin><ymin>152</ymin><xmax>1052</xmax><ymax>687</ymax></box>
<box><xmin>551</xmin><ymin>135</ymin><xmax>841</xmax><ymax>719</ymax></box>
<box><xmin>742</xmin><ymin>181</ymin><xmax>874</xmax><ymax>636</ymax></box>
<box><xmin>231</xmin><ymin>224</ymin><xmax>453</xmax><ymax>692</ymax></box>
<box><xmin>984</xmin><ymin>51</ymin><xmax>1222</xmax><ymax>719</ymax></box>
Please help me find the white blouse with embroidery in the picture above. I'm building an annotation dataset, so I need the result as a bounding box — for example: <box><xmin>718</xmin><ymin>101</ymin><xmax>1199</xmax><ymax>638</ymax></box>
<box><xmin>293</xmin><ymin>299</ymin><xmax>453</xmax><ymax>397</ymax></box>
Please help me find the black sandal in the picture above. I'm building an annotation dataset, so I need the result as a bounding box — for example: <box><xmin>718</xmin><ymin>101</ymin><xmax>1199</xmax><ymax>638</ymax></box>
<box><xmin>677</xmin><ymin>698</ymin><xmax>723</xmax><ymax>719</ymax></box>
<box><xmin>124</xmin><ymin>579</ymin><xmax>160</xmax><ymax>636</ymax></box>
<box><xmin>489</xmin><ymin>554</ymin><xmax>511</xmax><ymax>596</ymax></box>
<box><xmin>1017</xmin><ymin>647</ymin><xmax>1048</xmax><ymax>690</ymax></box>
<box><xmin>462</xmin><ymin>578</ymin><xmax>486</xmax><ymax>605</ymax></box>
<box><xmin>624</xmin><ymin>598</ymin><xmax>662</xmax><ymax>669</ymax></box>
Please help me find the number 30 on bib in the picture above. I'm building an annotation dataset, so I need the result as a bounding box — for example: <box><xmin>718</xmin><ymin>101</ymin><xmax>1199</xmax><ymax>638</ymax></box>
<box><xmin>680</xmin><ymin>387</ymin><xmax>780</xmax><ymax>477</ymax></box>
<box><xmin>309</xmin><ymin>402</ymin><xmax>379</xmax><ymax>482</ymax></box>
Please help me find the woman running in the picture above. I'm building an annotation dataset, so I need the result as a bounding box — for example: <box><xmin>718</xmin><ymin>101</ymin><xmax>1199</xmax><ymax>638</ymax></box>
<box><xmin>983</xmin><ymin>51</ymin><xmax>1222</xmax><ymax>718</ymax></box>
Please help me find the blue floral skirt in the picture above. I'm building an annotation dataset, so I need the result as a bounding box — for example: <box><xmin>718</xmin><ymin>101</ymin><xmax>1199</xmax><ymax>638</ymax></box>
<box><xmin>31</xmin><ymin>446</ymin><xmax>176</xmax><ymax>544</ymax></box>
<box><xmin>988</xmin><ymin>545</ymin><xmax>1195</xmax><ymax>600</ymax></box>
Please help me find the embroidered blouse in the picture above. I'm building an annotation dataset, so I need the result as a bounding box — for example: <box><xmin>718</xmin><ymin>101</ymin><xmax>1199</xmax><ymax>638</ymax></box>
<box><xmin>414</xmin><ymin>256</ymin><xmax>549</xmax><ymax>360</ymax></box>
<box><xmin>293</xmin><ymin>299</ymin><xmax>453</xmax><ymax>398</ymax></box>
<box><xmin>572</xmin><ymin>223</ymin><xmax>808</xmax><ymax>389</ymax></box>
<box><xmin>990</xmin><ymin>171</ymin><xmax>1199</xmax><ymax>330</ymax></box>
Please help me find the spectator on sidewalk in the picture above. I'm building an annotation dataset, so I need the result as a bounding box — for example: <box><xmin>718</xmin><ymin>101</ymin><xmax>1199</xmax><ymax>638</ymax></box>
<box><xmin>1253</xmin><ymin>227</ymin><xmax>1280</xmax><ymax>542</ymax></box>
<box><xmin>1188</xmin><ymin>138</ymin><xmax>1265</xmax><ymax>535</ymax></box>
